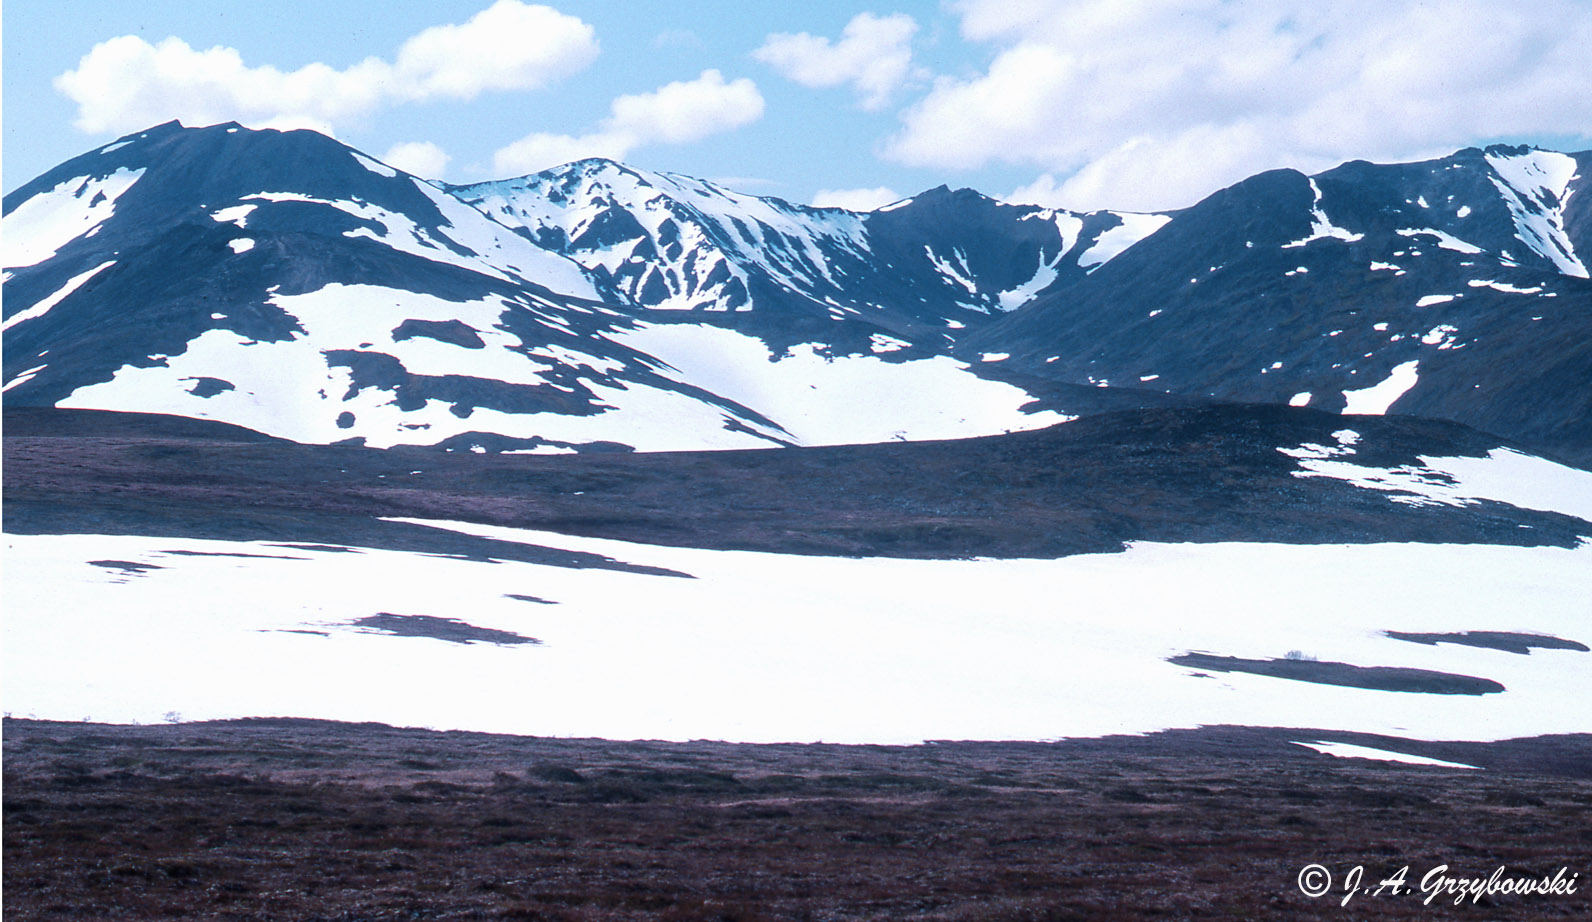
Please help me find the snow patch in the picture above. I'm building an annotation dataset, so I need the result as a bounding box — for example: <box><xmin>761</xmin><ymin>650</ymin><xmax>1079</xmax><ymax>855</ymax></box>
<box><xmin>3</xmin><ymin>260</ymin><xmax>116</xmax><ymax>332</ymax></box>
<box><xmin>614</xmin><ymin>323</ymin><xmax>1070</xmax><ymax>447</ymax></box>
<box><xmin>1467</xmin><ymin>279</ymin><xmax>1543</xmax><ymax>294</ymax></box>
<box><xmin>925</xmin><ymin>245</ymin><xmax>978</xmax><ymax>295</ymax></box>
<box><xmin>997</xmin><ymin>251</ymin><xmax>1063</xmax><ymax>310</ymax></box>
<box><xmin>2</xmin><ymin>168</ymin><xmax>147</xmax><ymax>268</ymax></box>
<box><xmin>1341</xmin><ymin>360</ymin><xmax>1419</xmax><ymax>415</ymax></box>
<box><xmin>1293</xmin><ymin>741</ymin><xmax>1478</xmax><ymax>770</ymax></box>
<box><xmin>210</xmin><ymin>204</ymin><xmax>257</xmax><ymax>227</ymax></box>
<box><xmin>1485</xmin><ymin>149</ymin><xmax>1587</xmax><ymax>278</ymax></box>
<box><xmin>1282</xmin><ymin>179</ymin><xmax>1364</xmax><ymax>248</ymax></box>
<box><xmin>1395</xmin><ymin>228</ymin><xmax>1483</xmax><ymax>255</ymax></box>
<box><xmin>1078</xmin><ymin>213</ymin><xmax>1171</xmax><ymax>270</ymax></box>
<box><xmin>1287</xmin><ymin>445</ymin><xmax>1592</xmax><ymax>522</ymax></box>
<box><xmin>352</xmin><ymin>152</ymin><xmax>398</xmax><ymax>178</ymax></box>
<box><xmin>3</xmin><ymin>364</ymin><xmax>49</xmax><ymax>392</ymax></box>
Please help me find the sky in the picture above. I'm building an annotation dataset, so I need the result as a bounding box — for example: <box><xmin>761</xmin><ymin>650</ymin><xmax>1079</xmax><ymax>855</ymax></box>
<box><xmin>5</xmin><ymin>1</ymin><xmax>1592</xmax><ymax>213</ymax></box>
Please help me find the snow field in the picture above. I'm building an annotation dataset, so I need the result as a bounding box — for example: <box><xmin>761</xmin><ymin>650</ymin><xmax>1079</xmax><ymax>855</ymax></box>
<box><xmin>614</xmin><ymin>323</ymin><xmax>1071</xmax><ymax>446</ymax></box>
<box><xmin>5</xmin><ymin>521</ymin><xmax>1588</xmax><ymax>745</ymax></box>
<box><xmin>59</xmin><ymin>283</ymin><xmax>1067</xmax><ymax>450</ymax></box>
<box><xmin>2</xmin><ymin>169</ymin><xmax>146</xmax><ymax>268</ymax></box>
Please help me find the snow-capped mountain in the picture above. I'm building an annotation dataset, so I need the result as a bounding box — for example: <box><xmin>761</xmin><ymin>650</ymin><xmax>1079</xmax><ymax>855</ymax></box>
<box><xmin>1</xmin><ymin>122</ymin><xmax>1071</xmax><ymax>451</ymax></box>
<box><xmin>4</xmin><ymin>122</ymin><xmax>1590</xmax><ymax>462</ymax></box>
<box><xmin>452</xmin><ymin>161</ymin><xmax>1159</xmax><ymax>354</ymax></box>
<box><xmin>968</xmin><ymin>146</ymin><xmax>1592</xmax><ymax>461</ymax></box>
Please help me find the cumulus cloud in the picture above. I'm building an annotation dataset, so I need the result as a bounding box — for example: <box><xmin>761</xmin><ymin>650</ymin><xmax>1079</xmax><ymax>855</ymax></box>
<box><xmin>55</xmin><ymin>1</ymin><xmax>598</xmax><ymax>136</ymax></box>
<box><xmin>391</xmin><ymin>0</ymin><xmax>598</xmax><ymax>99</ymax></box>
<box><xmin>382</xmin><ymin>141</ymin><xmax>452</xmax><ymax>179</ymax></box>
<box><xmin>811</xmin><ymin>186</ymin><xmax>903</xmax><ymax>211</ymax></box>
<box><xmin>754</xmin><ymin>13</ymin><xmax>918</xmax><ymax>111</ymax></box>
<box><xmin>492</xmin><ymin>131</ymin><xmax>635</xmax><ymax>175</ymax></box>
<box><xmin>892</xmin><ymin>0</ymin><xmax>1592</xmax><ymax>211</ymax></box>
<box><xmin>492</xmin><ymin>69</ymin><xmax>764</xmax><ymax>175</ymax></box>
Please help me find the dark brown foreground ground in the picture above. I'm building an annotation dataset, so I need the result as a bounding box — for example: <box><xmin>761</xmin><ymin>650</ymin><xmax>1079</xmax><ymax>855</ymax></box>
<box><xmin>5</xmin><ymin>719</ymin><xmax>1589</xmax><ymax>921</ymax></box>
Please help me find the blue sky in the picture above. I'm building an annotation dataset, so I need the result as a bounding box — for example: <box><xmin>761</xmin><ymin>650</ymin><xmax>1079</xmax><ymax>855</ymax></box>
<box><xmin>6</xmin><ymin>1</ymin><xmax>1591</xmax><ymax>211</ymax></box>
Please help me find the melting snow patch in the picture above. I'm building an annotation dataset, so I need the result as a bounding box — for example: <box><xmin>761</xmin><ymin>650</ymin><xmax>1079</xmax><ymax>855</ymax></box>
<box><xmin>3</xmin><ymin>364</ymin><xmax>49</xmax><ymax>393</ymax></box>
<box><xmin>869</xmin><ymin>333</ymin><xmax>910</xmax><ymax>353</ymax></box>
<box><xmin>925</xmin><ymin>245</ymin><xmax>978</xmax><ymax>295</ymax></box>
<box><xmin>614</xmin><ymin>324</ymin><xmax>1070</xmax><ymax>447</ymax></box>
<box><xmin>2</xmin><ymin>168</ymin><xmax>147</xmax><ymax>268</ymax></box>
<box><xmin>3</xmin><ymin>260</ymin><xmax>116</xmax><ymax>332</ymax></box>
<box><xmin>1282</xmin><ymin>179</ymin><xmax>1365</xmax><ymax>248</ymax></box>
<box><xmin>1485</xmin><ymin>149</ymin><xmax>1587</xmax><ymax>278</ymax></box>
<box><xmin>1467</xmin><ymin>279</ymin><xmax>1543</xmax><ymax>294</ymax></box>
<box><xmin>1078</xmin><ymin>213</ymin><xmax>1171</xmax><ymax>270</ymax></box>
<box><xmin>997</xmin><ymin>251</ymin><xmax>1064</xmax><ymax>310</ymax></box>
<box><xmin>1293</xmin><ymin>741</ymin><xmax>1479</xmax><ymax>769</ymax></box>
<box><xmin>1342</xmin><ymin>360</ymin><xmax>1419</xmax><ymax>415</ymax></box>
<box><xmin>352</xmin><ymin>153</ymin><xmax>398</xmax><ymax>178</ymax></box>
<box><xmin>1396</xmin><ymin>227</ymin><xmax>1484</xmax><ymax>255</ymax></box>
<box><xmin>1418</xmin><ymin>449</ymin><xmax>1592</xmax><ymax>522</ymax></box>
<box><xmin>210</xmin><ymin>204</ymin><xmax>257</xmax><ymax>227</ymax></box>
<box><xmin>1289</xmin><ymin>392</ymin><xmax>1312</xmax><ymax>407</ymax></box>
<box><xmin>227</xmin><ymin>238</ymin><xmax>255</xmax><ymax>254</ymax></box>
<box><xmin>1416</xmin><ymin>294</ymin><xmax>1457</xmax><ymax>307</ymax></box>
<box><xmin>1284</xmin><ymin>443</ymin><xmax>1592</xmax><ymax>521</ymax></box>
<box><xmin>1422</xmin><ymin>325</ymin><xmax>1460</xmax><ymax>348</ymax></box>
<box><xmin>1278</xmin><ymin>428</ymin><xmax>1360</xmax><ymax>461</ymax></box>
<box><xmin>980</xmin><ymin>352</ymin><xmax>1010</xmax><ymax>362</ymax></box>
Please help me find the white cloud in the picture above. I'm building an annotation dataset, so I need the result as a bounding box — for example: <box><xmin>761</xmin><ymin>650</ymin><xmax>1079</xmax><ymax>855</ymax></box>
<box><xmin>492</xmin><ymin>130</ymin><xmax>634</xmax><ymax>175</ymax></box>
<box><xmin>54</xmin><ymin>2</ymin><xmax>597</xmax><ymax>136</ymax></box>
<box><xmin>893</xmin><ymin>0</ymin><xmax>1592</xmax><ymax>211</ymax></box>
<box><xmin>811</xmin><ymin>186</ymin><xmax>903</xmax><ymax>211</ymax></box>
<box><xmin>492</xmin><ymin>69</ymin><xmax>764</xmax><ymax>175</ymax></box>
<box><xmin>390</xmin><ymin>0</ymin><xmax>598</xmax><ymax>100</ymax></box>
<box><xmin>381</xmin><ymin>141</ymin><xmax>451</xmax><ymax>179</ymax></box>
<box><xmin>1003</xmin><ymin>173</ymin><xmax>1067</xmax><ymax>210</ymax></box>
<box><xmin>608</xmin><ymin>70</ymin><xmax>764</xmax><ymax>144</ymax></box>
<box><xmin>754</xmin><ymin>13</ymin><xmax>918</xmax><ymax>111</ymax></box>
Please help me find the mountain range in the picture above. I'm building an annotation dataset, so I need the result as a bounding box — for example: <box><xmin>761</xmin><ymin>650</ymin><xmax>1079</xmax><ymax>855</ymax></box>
<box><xmin>7</xmin><ymin>120</ymin><xmax>1587</xmax><ymax>463</ymax></box>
